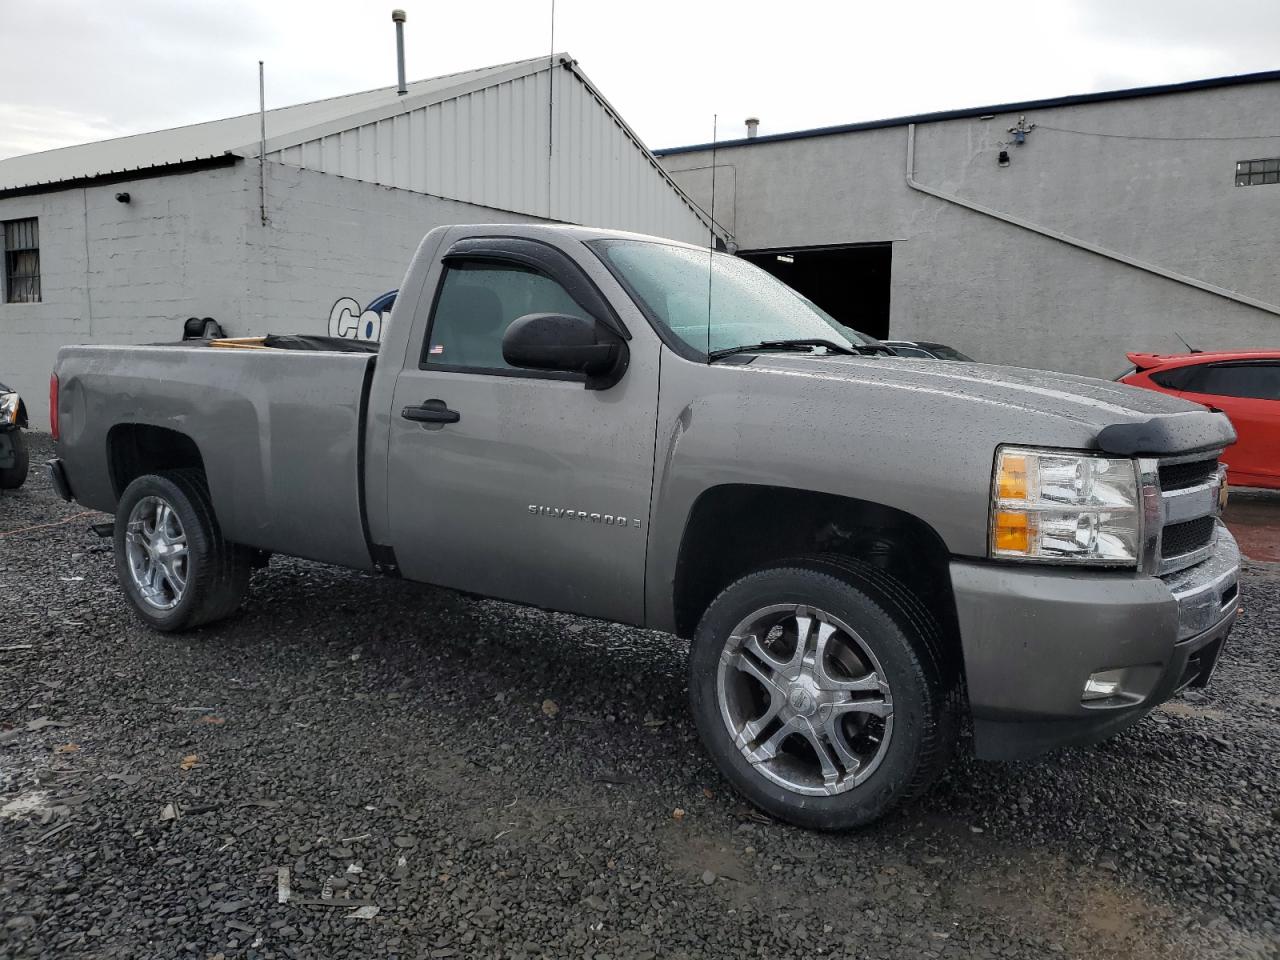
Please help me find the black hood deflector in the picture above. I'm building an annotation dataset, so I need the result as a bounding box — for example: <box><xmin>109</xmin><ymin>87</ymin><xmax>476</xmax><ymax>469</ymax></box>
<box><xmin>1095</xmin><ymin>410</ymin><xmax>1236</xmax><ymax>457</ymax></box>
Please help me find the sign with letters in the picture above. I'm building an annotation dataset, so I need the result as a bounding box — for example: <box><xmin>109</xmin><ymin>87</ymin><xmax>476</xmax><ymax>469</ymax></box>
<box><xmin>328</xmin><ymin>298</ymin><xmax>386</xmax><ymax>343</ymax></box>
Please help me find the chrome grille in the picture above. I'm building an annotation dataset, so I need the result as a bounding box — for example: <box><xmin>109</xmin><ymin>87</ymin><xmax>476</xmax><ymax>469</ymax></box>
<box><xmin>1140</xmin><ymin>452</ymin><xmax>1225</xmax><ymax>576</ymax></box>
<box><xmin>1165</xmin><ymin>526</ymin><xmax>1240</xmax><ymax>639</ymax></box>
<box><xmin>1158</xmin><ymin>458</ymin><xmax>1218</xmax><ymax>492</ymax></box>
<box><xmin>1161</xmin><ymin>516</ymin><xmax>1217</xmax><ymax>559</ymax></box>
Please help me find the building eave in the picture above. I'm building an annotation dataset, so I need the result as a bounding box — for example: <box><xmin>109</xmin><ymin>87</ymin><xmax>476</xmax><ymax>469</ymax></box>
<box><xmin>233</xmin><ymin>57</ymin><xmax>561</xmax><ymax>159</ymax></box>
<box><xmin>557</xmin><ymin>59</ymin><xmax>719</xmax><ymax>238</ymax></box>
<box><xmin>654</xmin><ymin>67</ymin><xmax>1280</xmax><ymax>156</ymax></box>
<box><xmin>0</xmin><ymin>154</ymin><xmax>239</xmax><ymax>201</ymax></box>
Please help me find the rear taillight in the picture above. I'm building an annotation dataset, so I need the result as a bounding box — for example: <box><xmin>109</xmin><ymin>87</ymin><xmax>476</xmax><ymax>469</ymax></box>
<box><xmin>49</xmin><ymin>373</ymin><xmax>59</xmax><ymax>440</ymax></box>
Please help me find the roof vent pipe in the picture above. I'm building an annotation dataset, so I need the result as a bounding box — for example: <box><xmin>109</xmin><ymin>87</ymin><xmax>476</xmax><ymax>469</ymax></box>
<box><xmin>392</xmin><ymin>9</ymin><xmax>408</xmax><ymax>95</ymax></box>
<box><xmin>745</xmin><ymin>117</ymin><xmax>759</xmax><ymax>139</ymax></box>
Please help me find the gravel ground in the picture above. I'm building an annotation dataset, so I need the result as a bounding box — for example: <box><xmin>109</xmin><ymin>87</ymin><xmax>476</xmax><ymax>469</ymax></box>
<box><xmin>2</xmin><ymin>432</ymin><xmax>1278</xmax><ymax>960</ymax></box>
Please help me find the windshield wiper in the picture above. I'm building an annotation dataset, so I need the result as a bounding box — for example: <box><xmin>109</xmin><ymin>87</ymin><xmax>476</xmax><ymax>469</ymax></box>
<box><xmin>708</xmin><ymin>338</ymin><xmax>867</xmax><ymax>361</ymax></box>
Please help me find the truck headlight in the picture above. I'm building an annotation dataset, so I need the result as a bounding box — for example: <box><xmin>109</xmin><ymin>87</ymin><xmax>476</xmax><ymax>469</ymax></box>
<box><xmin>990</xmin><ymin>446</ymin><xmax>1140</xmax><ymax>565</ymax></box>
<box><xmin>0</xmin><ymin>392</ymin><xmax>18</xmax><ymax>425</ymax></box>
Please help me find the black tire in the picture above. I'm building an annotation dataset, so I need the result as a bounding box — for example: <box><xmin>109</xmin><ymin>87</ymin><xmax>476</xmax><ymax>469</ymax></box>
<box><xmin>688</xmin><ymin>558</ymin><xmax>958</xmax><ymax>830</ymax></box>
<box><xmin>0</xmin><ymin>428</ymin><xmax>28</xmax><ymax>489</ymax></box>
<box><xmin>113</xmin><ymin>470</ymin><xmax>251</xmax><ymax>632</ymax></box>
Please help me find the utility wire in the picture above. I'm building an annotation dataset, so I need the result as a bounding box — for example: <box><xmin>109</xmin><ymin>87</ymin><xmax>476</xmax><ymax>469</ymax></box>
<box><xmin>0</xmin><ymin>511</ymin><xmax>97</xmax><ymax>540</ymax></box>
<box><xmin>1038</xmin><ymin>124</ymin><xmax>1280</xmax><ymax>142</ymax></box>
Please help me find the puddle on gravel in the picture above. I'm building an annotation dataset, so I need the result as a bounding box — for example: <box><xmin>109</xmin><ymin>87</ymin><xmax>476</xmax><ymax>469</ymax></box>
<box><xmin>0</xmin><ymin>790</ymin><xmax>51</xmax><ymax>819</ymax></box>
<box><xmin>1159</xmin><ymin>702</ymin><xmax>1228</xmax><ymax>721</ymax></box>
<box><xmin>952</xmin><ymin>851</ymin><xmax>1183</xmax><ymax>958</ymax></box>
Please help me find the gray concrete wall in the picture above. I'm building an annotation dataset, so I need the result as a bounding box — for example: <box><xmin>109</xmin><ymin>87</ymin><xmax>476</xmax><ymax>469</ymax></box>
<box><xmin>0</xmin><ymin>161</ymin><xmax>544</xmax><ymax>425</ymax></box>
<box><xmin>660</xmin><ymin>79</ymin><xmax>1280</xmax><ymax>376</ymax></box>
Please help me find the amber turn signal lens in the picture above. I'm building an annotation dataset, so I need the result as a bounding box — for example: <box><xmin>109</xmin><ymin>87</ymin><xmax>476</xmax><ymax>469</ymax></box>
<box><xmin>993</xmin><ymin>510</ymin><xmax>1031</xmax><ymax>553</ymax></box>
<box><xmin>997</xmin><ymin>453</ymin><xmax>1028</xmax><ymax>500</ymax></box>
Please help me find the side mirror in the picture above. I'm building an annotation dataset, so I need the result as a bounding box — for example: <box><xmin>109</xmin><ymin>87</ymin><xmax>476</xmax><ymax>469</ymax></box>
<box><xmin>502</xmin><ymin>313</ymin><xmax>628</xmax><ymax>389</ymax></box>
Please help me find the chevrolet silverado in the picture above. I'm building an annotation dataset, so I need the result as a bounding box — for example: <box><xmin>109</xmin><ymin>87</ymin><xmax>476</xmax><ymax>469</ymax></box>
<box><xmin>47</xmin><ymin>223</ymin><xmax>1240</xmax><ymax>829</ymax></box>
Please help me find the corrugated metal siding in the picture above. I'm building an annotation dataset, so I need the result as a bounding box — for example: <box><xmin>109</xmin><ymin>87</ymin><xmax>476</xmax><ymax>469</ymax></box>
<box><xmin>268</xmin><ymin>67</ymin><xmax>709</xmax><ymax>244</ymax></box>
<box><xmin>0</xmin><ymin>57</ymin><xmax>554</xmax><ymax>193</ymax></box>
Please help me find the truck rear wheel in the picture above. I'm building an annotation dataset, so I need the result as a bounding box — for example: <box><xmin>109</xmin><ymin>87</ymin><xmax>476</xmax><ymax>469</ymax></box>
<box><xmin>113</xmin><ymin>470</ymin><xmax>251</xmax><ymax>632</ymax></box>
<box><xmin>688</xmin><ymin>560</ymin><xmax>956</xmax><ymax>830</ymax></box>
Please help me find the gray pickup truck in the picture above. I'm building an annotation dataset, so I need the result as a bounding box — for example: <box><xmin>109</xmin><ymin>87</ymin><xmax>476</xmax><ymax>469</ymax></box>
<box><xmin>48</xmin><ymin>223</ymin><xmax>1240</xmax><ymax>829</ymax></box>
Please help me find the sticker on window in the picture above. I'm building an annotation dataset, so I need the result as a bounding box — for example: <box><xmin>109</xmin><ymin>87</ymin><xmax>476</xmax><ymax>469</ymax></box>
<box><xmin>429</xmin><ymin>344</ymin><xmax>445</xmax><ymax>355</ymax></box>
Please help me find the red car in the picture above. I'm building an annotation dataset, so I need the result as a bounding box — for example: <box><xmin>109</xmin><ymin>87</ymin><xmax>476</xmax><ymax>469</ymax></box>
<box><xmin>1119</xmin><ymin>350</ymin><xmax>1280</xmax><ymax>489</ymax></box>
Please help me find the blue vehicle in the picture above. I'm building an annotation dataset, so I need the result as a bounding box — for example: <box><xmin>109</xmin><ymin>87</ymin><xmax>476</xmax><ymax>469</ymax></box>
<box><xmin>367</xmin><ymin>290</ymin><xmax>398</xmax><ymax>315</ymax></box>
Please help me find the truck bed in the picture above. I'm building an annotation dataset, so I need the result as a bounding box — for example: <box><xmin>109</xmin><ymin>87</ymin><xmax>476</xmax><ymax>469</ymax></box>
<box><xmin>55</xmin><ymin>343</ymin><xmax>376</xmax><ymax>570</ymax></box>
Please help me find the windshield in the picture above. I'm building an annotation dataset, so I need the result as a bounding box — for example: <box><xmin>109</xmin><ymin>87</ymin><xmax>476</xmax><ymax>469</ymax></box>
<box><xmin>590</xmin><ymin>239</ymin><xmax>876</xmax><ymax>357</ymax></box>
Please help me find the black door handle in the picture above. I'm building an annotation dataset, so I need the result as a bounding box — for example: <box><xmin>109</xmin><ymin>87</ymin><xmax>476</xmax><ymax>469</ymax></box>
<box><xmin>401</xmin><ymin>399</ymin><xmax>460</xmax><ymax>424</ymax></box>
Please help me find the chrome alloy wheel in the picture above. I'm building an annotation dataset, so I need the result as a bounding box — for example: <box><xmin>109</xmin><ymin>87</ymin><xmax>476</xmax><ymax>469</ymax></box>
<box><xmin>124</xmin><ymin>496</ymin><xmax>189</xmax><ymax>611</ymax></box>
<box><xmin>716</xmin><ymin>604</ymin><xmax>893</xmax><ymax>796</ymax></box>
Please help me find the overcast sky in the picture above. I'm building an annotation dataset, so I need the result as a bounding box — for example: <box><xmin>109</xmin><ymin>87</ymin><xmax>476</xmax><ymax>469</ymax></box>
<box><xmin>2</xmin><ymin>0</ymin><xmax>1277</xmax><ymax>161</ymax></box>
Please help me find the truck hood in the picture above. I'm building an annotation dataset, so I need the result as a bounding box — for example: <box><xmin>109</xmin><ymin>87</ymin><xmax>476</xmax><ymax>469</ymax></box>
<box><xmin>748</xmin><ymin>355</ymin><xmax>1235</xmax><ymax>456</ymax></box>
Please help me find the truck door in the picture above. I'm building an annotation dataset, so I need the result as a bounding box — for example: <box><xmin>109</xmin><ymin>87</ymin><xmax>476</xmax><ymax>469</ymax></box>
<box><xmin>384</xmin><ymin>238</ymin><xmax>659</xmax><ymax>625</ymax></box>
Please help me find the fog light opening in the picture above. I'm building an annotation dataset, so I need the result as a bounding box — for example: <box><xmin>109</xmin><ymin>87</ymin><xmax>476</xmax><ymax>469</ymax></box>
<box><xmin>1082</xmin><ymin>670</ymin><xmax>1125</xmax><ymax>701</ymax></box>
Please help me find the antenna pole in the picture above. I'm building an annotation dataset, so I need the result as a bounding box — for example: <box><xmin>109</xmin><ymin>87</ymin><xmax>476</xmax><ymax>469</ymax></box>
<box><xmin>258</xmin><ymin>60</ymin><xmax>267</xmax><ymax>226</ymax></box>
<box><xmin>706</xmin><ymin>114</ymin><xmax>718</xmax><ymax>361</ymax></box>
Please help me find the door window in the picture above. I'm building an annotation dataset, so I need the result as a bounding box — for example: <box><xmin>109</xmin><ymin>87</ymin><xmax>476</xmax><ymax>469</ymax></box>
<box><xmin>422</xmin><ymin>261</ymin><xmax>588</xmax><ymax>372</ymax></box>
<box><xmin>1177</xmin><ymin>362</ymin><xmax>1280</xmax><ymax>400</ymax></box>
<box><xmin>1150</xmin><ymin>366</ymin><xmax>1197</xmax><ymax>390</ymax></box>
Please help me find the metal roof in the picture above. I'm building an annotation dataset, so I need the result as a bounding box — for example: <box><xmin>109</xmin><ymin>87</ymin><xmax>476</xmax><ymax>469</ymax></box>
<box><xmin>0</xmin><ymin>56</ymin><xmax>556</xmax><ymax>193</ymax></box>
<box><xmin>654</xmin><ymin>68</ymin><xmax>1280</xmax><ymax>156</ymax></box>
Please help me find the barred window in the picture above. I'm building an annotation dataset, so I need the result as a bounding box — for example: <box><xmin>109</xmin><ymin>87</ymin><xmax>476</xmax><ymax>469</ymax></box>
<box><xmin>3</xmin><ymin>218</ymin><xmax>40</xmax><ymax>303</ymax></box>
<box><xmin>1235</xmin><ymin>158</ymin><xmax>1280</xmax><ymax>187</ymax></box>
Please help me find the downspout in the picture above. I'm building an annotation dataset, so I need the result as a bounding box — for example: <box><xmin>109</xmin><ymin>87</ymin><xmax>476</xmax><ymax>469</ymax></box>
<box><xmin>259</xmin><ymin>61</ymin><xmax>267</xmax><ymax>227</ymax></box>
<box><xmin>904</xmin><ymin>123</ymin><xmax>1280</xmax><ymax>317</ymax></box>
<box><xmin>82</xmin><ymin>188</ymin><xmax>93</xmax><ymax>331</ymax></box>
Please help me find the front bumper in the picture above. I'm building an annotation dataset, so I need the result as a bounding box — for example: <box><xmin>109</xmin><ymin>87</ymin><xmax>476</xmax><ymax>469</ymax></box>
<box><xmin>952</xmin><ymin>524</ymin><xmax>1240</xmax><ymax>761</ymax></box>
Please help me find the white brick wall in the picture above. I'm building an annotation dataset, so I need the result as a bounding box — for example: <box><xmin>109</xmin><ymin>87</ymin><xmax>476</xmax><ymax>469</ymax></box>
<box><xmin>243</xmin><ymin>163</ymin><xmax>544</xmax><ymax>333</ymax></box>
<box><xmin>0</xmin><ymin>160</ymin><xmax>545</xmax><ymax>426</ymax></box>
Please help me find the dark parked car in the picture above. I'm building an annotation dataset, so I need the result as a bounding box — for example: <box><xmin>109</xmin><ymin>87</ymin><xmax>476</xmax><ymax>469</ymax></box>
<box><xmin>883</xmin><ymin>340</ymin><xmax>974</xmax><ymax>361</ymax></box>
<box><xmin>0</xmin><ymin>381</ymin><xmax>29</xmax><ymax>489</ymax></box>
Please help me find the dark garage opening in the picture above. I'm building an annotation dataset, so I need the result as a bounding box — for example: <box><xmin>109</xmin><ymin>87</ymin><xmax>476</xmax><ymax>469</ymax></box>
<box><xmin>740</xmin><ymin>243</ymin><xmax>892</xmax><ymax>340</ymax></box>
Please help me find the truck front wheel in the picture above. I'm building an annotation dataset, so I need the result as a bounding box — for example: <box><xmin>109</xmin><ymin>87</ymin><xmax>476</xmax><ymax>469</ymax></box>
<box><xmin>113</xmin><ymin>470</ymin><xmax>252</xmax><ymax>632</ymax></box>
<box><xmin>688</xmin><ymin>560</ymin><xmax>957</xmax><ymax>830</ymax></box>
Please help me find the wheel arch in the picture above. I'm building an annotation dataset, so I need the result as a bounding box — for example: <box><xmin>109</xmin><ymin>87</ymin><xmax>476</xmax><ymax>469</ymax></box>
<box><xmin>107</xmin><ymin>423</ymin><xmax>207</xmax><ymax>502</ymax></box>
<box><xmin>671</xmin><ymin>484</ymin><xmax>962</xmax><ymax>667</ymax></box>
